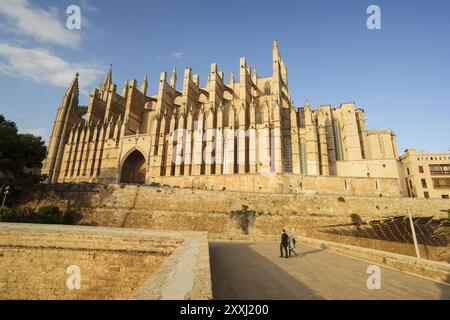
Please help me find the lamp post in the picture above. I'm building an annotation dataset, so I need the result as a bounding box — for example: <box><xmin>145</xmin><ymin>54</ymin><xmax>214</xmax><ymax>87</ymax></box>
<box><xmin>408</xmin><ymin>208</ymin><xmax>421</xmax><ymax>259</ymax></box>
<box><xmin>1</xmin><ymin>185</ymin><xmax>10</xmax><ymax>208</ymax></box>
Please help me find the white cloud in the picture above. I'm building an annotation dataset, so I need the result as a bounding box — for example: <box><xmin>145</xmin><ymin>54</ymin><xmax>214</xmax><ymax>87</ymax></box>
<box><xmin>158</xmin><ymin>51</ymin><xmax>184</xmax><ymax>61</ymax></box>
<box><xmin>22</xmin><ymin>127</ymin><xmax>46</xmax><ymax>138</ymax></box>
<box><xmin>0</xmin><ymin>42</ymin><xmax>102</xmax><ymax>92</ymax></box>
<box><xmin>171</xmin><ymin>52</ymin><xmax>183</xmax><ymax>60</ymax></box>
<box><xmin>0</xmin><ymin>0</ymin><xmax>81</xmax><ymax>48</ymax></box>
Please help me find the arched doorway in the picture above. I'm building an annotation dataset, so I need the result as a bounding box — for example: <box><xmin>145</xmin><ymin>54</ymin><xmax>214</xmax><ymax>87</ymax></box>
<box><xmin>120</xmin><ymin>150</ymin><xmax>146</xmax><ymax>184</ymax></box>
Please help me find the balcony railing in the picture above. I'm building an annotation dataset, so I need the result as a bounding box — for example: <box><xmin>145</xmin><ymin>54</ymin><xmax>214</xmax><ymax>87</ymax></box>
<box><xmin>429</xmin><ymin>165</ymin><xmax>450</xmax><ymax>175</ymax></box>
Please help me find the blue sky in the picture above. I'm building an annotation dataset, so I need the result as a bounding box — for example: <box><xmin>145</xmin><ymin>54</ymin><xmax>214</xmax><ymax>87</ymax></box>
<box><xmin>0</xmin><ymin>0</ymin><xmax>449</xmax><ymax>153</ymax></box>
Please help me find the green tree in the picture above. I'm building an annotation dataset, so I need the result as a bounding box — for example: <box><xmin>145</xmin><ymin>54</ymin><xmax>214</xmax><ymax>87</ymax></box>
<box><xmin>0</xmin><ymin>114</ymin><xmax>47</xmax><ymax>190</ymax></box>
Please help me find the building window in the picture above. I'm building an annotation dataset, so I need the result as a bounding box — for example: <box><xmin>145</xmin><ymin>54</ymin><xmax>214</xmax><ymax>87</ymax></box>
<box><xmin>334</xmin><ymin>124</ymin><xmax>344</xmax><ymax>161</ymax></box>
<box><xmin>407</xmin><ymin>167</ymin><xmax>410</xmax><ymax>175</ymax></box>
<box><xmin>418</xmin><ymin>166</ymin><xmax>424</xmax><ymax>173</ymax></box>
<box><xmin>429</xmin><ymin>164</ymin><xmax>450</xmax><ymax>175</ymax></box>
<box><xmin>424</xmin><ymin>192</ymin><xmax>430</xmax><ymax>199</ymax></box>
<box><xmin>264</xmin><ymin>82</ymin><xmax>271</xmax><ymax>95</ymax></box>
<box><xmin>442</xmin><ymin>195</ymin><xmax>449</xmax><ymax>199</ymax></box>
<box><xmin>421</xmin><ymin>179</ymin><xmax>427</xmax><ymax>188</ymax></box>
<box><xmin>299</xmin><ymin>139</ymin><xmax>307</xmax><ymax>174</ymax></box>
<box><xmin>432</xmin><ymin>178</ymin><xmax>450</xmax><ymax>189</ymax></box>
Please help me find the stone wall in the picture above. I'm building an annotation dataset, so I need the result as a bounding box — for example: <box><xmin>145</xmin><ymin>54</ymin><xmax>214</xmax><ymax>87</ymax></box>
<box><xmin>0</xmin><ymin>223</ymin><xmax>211</xmax><ymax>300</ymax></box>
<box><xmin>147</xmin><ymin>173</ymin><xmax>402</xmax><ymax>197</ymax></box>
<box><xmin>18</xmin><ymin>183</ymin><xmax>449</xmax><ymax>237</ymax></box>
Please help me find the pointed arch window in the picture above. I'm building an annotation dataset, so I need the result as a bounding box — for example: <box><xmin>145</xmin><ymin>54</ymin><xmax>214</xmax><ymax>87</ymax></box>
<box><xmin>264</xmin><ymin>82</ymin><xmax>271</xmax><ymax>95</ymax></box>
<box><xmin>300</xmin><ymin>139</ymin><xmax>307</xmax><ymax>174</ymax></box>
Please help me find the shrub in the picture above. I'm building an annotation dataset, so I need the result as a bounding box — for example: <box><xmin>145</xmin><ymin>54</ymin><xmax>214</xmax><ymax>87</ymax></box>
<box><xmin>62</xmin><ymin>210</ymin><xmax>82</xmax><ymax>225</ymax></box>
<box><xmin>350</xmin><ymin>213</ymin><xmax>364</xmax><ymax>226</ymax></box>
<box><xmin>36</xmin><ymin>205</ymin><xmax>61</xmax><ymax>224</ymax></box>
<box><xmin>13</xmin><ymin>207</ymin><xmax>36</xmax><ymax>222</ymax></box>
<box><xmin>0</xmin><ymin>207</ymin><xmax>39</xmax><ymax>223</ymax></box>
<box><xmin>0</xmin><ymin>206</ymin><xmax>15</xmax><ymax>222</ymax></box>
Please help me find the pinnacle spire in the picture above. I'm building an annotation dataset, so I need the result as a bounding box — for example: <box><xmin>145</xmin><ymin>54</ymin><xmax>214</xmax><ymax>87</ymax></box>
<box><xmin>100</xmin><ymin>65</ymin><xmax>112</xmax><ymax>92</ymax></box>
<box><xmin>121</xmin><ymin>79</ymin><xmax>129</xmax><ymax>97</ymax></box>
<box><xmin>67</xmin><ymin>72</ymin><xmax>79</xmax><ymax>94</ymax></box>
<box><xmin>63</xmin><ymin>72</ymin><xmax>79</xmax><ymax>107</ymax></box>
<box><xmin>140</xmin><ymin>75</ymin><xmax>148</xmax><ymax>95</ymax></box>
<box><xmin>252</xmin><ymin>67</ymin><xmax>257</xmax><ymax>80</ymax></box>
<box><xmin>272</xmin><ymin>38</ymin><xmax>280</xmax><ymax>63</ymax></box>
<box><xmin>170</xmin><ymin>67</ymin><xmax>177</xmax><ymax>89</ymax></box>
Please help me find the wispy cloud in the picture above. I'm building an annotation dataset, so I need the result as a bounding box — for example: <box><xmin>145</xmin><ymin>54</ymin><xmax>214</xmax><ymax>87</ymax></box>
<box><xmin>0</xmin><ymin>42</ymin><xmax>102</xmax><ymax>92</ymax></box>
<box><xmin>79</xmin><ymin>0</ymin><xmax>99</xmax><ymax>13</ymax></box>
<box><xmin>0</xmin><ymin>0</ymin><xmax>81</xmax><ymax>48</ymax></box>
<box><xmin>158</xmin><ymin>51</ymin><xmax>184</xmax><ymax>61</ymax></box>
<box><xmin>22</xmin><ymin>127</ymin><xmax>47</xmax><ymax>139</ymax></box>
<box><xmin>171</xmin><ymin>51</ymin><xmax>183</xmax><ymax>60</ymax></box>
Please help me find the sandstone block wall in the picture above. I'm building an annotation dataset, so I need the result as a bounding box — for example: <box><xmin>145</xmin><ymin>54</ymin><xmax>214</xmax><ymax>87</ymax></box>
<box><xmin>0</xmin><ymin>223</ymin><xmax>211</xmax><ymax>300</ymax></box>
<box><xmin>148</xmin><ymin>173</ymin><xmax>402</xmax><ymax>197</ymax></box>
<box><xmin>19</xmin><ymin>184</ymin><xmax>449</xmax><ymax>237</ymax></box>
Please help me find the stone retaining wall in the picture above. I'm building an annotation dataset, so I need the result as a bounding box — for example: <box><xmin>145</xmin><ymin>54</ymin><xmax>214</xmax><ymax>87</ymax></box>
<box><xmin>0</xmin><ymin>223</ymin><xmax>211</xmax><ymax>300</ymax></box>
<box><xmin>148</xmin><ymin>173</ymin><xmax>402</xmax><ymax>197</ymax></box>
<box><xmin>18</xmin><ymin>183</ymin><xmax>449</xmax><ymax>237</ymax></box>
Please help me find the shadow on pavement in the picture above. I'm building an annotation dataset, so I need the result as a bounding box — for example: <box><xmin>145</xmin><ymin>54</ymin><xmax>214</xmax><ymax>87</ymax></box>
<box><xmin>300</xmin><ymin>248</ymin><xmax>324</xmax><ymax>257</ymax></box>
<box><xmin>209</xmin><ymin>242</ymin><xmax>323</xmax><ymax>300</ymax></box>
<box><xmin>440</xmin><ymin>255</ymin><xmax>450</xmax><ymax>300</ymax></box>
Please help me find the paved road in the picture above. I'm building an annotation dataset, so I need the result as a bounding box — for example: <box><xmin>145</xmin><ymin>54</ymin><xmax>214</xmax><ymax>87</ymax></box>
<box><xmin>209</xmin><ymin>242</ymin><xmax>450</xmax><ymax>300</ymax></box>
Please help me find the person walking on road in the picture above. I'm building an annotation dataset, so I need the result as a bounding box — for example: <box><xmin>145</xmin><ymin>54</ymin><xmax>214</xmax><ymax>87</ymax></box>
<box><xmin>280</xmin><ymin>229</ymin><xmax>289</xmax><ymax>258</ymax></box>
<box><xmin>288</xmin><ymin>231</ymin><xmax>298</xmax><ymax>257</ymax></box>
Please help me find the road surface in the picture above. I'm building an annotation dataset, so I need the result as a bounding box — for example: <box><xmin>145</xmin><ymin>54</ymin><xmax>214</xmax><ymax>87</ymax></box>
<box><xmin>209</xmin><ymin>242</ymin><xmax>450</xmax><ymax>300</ymax></box>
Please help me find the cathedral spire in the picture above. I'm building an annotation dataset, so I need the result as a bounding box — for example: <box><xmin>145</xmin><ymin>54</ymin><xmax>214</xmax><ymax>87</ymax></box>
<box><xmin>100</xmin><ymin>65</ymin><xmax>112</xmax><ymax>92</ymax></box>
<box><xmin>66</xmin><ymin>72</ymin><xmax>79</xmax><ymax>97</ymax></box>
<box><xmin>63</xmin><ymin>72</ymin><xmax>79</xmax><ymax>108</ymax></box>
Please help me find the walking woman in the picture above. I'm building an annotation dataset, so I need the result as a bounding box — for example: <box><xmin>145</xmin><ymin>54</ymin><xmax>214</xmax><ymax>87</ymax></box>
<box><xmin>288</xmin><ymin>230</ymin><xmax>298</xmax><ymax>257</ymax></box>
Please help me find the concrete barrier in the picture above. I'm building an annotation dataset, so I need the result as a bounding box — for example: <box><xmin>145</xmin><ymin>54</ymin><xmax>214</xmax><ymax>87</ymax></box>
<box><xmin>298</xmin><ymin>236</ymin><xmax>450</xmax><ymax>284</ymax></box>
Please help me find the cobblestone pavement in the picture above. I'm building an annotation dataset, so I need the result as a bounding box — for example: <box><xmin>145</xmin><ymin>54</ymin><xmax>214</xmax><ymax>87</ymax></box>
<box><xmin>209</xmin><ymin>242</ymin><xmax>450</xmax><ymax>300</ymax></box>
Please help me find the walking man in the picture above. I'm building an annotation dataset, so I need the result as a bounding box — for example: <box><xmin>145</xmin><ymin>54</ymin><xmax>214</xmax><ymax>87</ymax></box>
<box><xmin>280</xmin><ymin>229</ymin><xmax>289</xmax><ymax>258</ymax></box>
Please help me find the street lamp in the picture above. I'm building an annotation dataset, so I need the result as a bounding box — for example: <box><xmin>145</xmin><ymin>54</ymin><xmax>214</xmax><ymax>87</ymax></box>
<box><xmin>407</xmin><ymin>208</ymin><xmax>421</xmax><ymax>259</ymax></box>
<box><xmin>1</xmin><ymin>185</ymin><xmax>10</xmax><ymax>208</ymax></box>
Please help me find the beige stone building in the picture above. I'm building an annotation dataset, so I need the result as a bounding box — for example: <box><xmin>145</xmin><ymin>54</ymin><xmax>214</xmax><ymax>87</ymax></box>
<box><xmin>42</xmin><ymin>41</ymin><xmax>402</xmax><ymax>195</ymax></box>
<box><xmin>400</xmin><ymin>148</ymin><xmax>450</xmax><ymax>199</ymax></box>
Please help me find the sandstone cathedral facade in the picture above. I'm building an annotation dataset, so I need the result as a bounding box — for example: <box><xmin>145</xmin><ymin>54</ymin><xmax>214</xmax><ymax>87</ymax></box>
<box><xmin>42</xmin><ymin>41</ymin><xmax>401</xmax><ymax>194</ymax></box>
